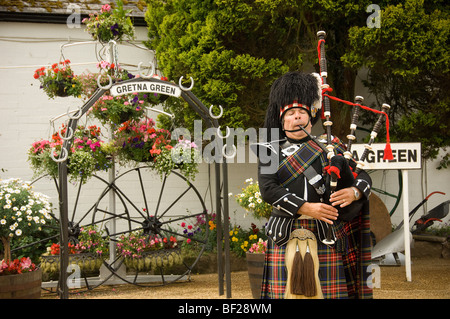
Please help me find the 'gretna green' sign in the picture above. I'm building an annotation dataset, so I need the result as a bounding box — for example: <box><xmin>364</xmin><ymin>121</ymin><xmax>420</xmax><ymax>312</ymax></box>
<box><xmin>110</xmin><ymin>80</ymin><xmax>181</xmax><ymax>98</ymax></box>
<box><xmin>351</xmin><ymin>143</ymin><xmax>421</xmax><ymax>170</ymax></box>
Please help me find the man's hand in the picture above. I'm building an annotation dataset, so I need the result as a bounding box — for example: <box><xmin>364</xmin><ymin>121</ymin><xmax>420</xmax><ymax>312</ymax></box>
<box><xmin>297</xmin><ymin>202</ymin><xmax>338</xmax><ymax>225</ymax></box>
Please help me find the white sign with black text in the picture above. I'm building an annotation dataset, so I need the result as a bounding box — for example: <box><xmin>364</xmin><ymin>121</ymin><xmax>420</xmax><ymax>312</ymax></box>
<box><xmin>351</xmin><ymin>143</ymin><xmax>421</xmax><ymax>170</ymax></box>
<box><xmin>110</xmin><ymin>80</ymin><xmax>182</xmax><ymax>98</ymax></box>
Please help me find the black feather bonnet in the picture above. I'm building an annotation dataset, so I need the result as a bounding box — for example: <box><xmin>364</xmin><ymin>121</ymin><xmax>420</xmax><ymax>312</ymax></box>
<box><xmin>263</xmin><ymin>71</ymin><xmax>322</xmax><ymax>140</ymax></box>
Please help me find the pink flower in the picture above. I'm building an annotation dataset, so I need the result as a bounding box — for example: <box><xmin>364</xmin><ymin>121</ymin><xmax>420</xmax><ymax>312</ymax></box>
<box><xmin>101</xmin><ymin>4</ymin><xmax>111</xmax><ymax>12</ymax></box>
<box><xmin>181</xmin><ymin>222</ymin><xmax>186</xmax><ymax>227</ymax></box>
<box><xmin>186</xmin><ymin>239</ymin><xmax>191</xmax><ymax>244</ymax></box>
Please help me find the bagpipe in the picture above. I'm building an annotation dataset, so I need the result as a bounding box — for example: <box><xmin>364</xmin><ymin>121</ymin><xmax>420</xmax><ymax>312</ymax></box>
<box><xmin>313</xmin><ymin>31</ymin><xmax>393</xmax><ymax>245</ymax></box>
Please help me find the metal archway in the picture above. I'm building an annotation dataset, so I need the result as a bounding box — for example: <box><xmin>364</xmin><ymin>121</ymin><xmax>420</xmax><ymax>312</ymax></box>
<box><xmin>56</xmin><ymin>75</ymin><xmax>232</xmax><ymax>298</ymax></box>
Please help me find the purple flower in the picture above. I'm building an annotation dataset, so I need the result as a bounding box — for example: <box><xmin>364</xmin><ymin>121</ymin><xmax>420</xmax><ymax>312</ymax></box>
<box><xmin>110</xmin><ymin>23</ymin><xmax>119</xmax><ymax>36</ymax></box>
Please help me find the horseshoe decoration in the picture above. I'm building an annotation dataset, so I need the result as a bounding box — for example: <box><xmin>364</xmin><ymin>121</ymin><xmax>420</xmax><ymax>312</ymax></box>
<box><xmin>50</xmin><ymin>146</ymin><xmax>68</xmax><ymax>163</ymax></box>
<box><xmin>137</xmin><ymin>62</ymin><xmax>155</xmax><ymax>79</ymax></box>
<box><xmin>97</xmin><ymin>73</ymin><xmax>112</xmax><ymax>90</ymax></box>
<box><xmin>58</xmin><ymin>126</ymin><xmax>74</xmax><ymax>141</ymax></box>
<box><xmin>67</xmin><ymin>105</ymin><xmax>82</xmax><ymax>120</ymax></box>
<box><xmin>216</xmin><ymin>126</ymin><xmax>231</xmax><ymax>139</ymax></box>
<box><xmin>209</xmin><ymin>104</ymin><xmax>223</xmax><ymax>119</ymax></box>
<box><xmin>179</xmin><ymin>76</ymin><xmax>194</xmax><ymax>91</ymax></box>
<box><xmin>222</xmin><ymin>144</ymin><xmax>237</xmax><ymax>159</ymax></box>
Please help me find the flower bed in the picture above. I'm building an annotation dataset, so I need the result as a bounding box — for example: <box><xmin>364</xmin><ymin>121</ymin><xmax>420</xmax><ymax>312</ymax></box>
<box><xmin>40</xmin><ymin>226</ymin><xmax>109</xmax><ymax>279</ymax></box>
<box><xmin>116</xmin><ymin>230</ymin><xmax>182</xmax><ymax>272</ymax></box>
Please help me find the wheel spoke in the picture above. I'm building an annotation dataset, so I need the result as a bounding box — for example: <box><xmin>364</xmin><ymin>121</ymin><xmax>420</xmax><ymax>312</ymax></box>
<box><xmin>71</xmin><ymin>181</ymin><xmax>83</xmax><ymax>223</ymax></box>
<box><xmin>137</xmin><ymin>168</ymin><xmax>150</xmax><ymax>218</ymax></box>
<box><xmin>111</xmin><ymin>182</ymin><xmax>147</xmax><ymax>219</ymax></box>
<box><xmin>154</xmin><ymin>174</ymin><xmax>167</xmax><ymax>217</ymax></box>
<box><xmin>159</xmin><ymin>226</ymin><xmax>207</xmax><ymax>245</ymax></box>
<box><xmin>158</xmin><ymin>184</ymin><xmax>192</xmax><ymax>219</ymax></box>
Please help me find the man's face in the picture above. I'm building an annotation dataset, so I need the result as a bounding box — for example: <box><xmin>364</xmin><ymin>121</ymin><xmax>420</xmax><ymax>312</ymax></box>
<box><xmin>282</xmin><ymin>107</ymin><xmax>312</xmax><ymax>139</ymax></box>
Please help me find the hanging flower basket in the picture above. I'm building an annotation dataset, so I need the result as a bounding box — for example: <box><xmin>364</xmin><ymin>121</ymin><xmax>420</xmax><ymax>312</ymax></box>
<box><xmin>82</xmin><ymin>1</ymin><xmax>135</xmax><ymax>43</ymax></box>
<box><xmin>113</xmin><ymin>117</ymin><xmax>172</xmax><ymax>163</ymax></box>
<box><xmin>28</xmin><ymin>125</ymin><xmax>113</xmax><ymax>184</ymax></box>
<box><xmin>153</xmin><ymin>139</ymin><xmax>201</xmax><ymax>181</ymax></box>
<box><xmin>33</xmin><ymin>60</ymin><xmax>82</xmax><ymax>99</ymax></box>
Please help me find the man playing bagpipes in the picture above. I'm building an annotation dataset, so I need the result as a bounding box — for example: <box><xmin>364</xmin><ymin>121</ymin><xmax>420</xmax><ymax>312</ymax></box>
<box><xmin>253</xmin><ymin>71</ymin><xmax>374</xmax><ymax>299</ymax></box>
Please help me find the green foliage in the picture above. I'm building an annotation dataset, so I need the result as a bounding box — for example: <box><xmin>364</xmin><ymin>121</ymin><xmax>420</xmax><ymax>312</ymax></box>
<box><xmin>145</xmin><ymin>0</ymin><xmax>448</xmax><ymax>167</ymax></box>
<box><xmin>145</xmin><ymin>0</ymin><xmax>377</xmax><ymax>137</ymax></box>
<box><xmin>342</xmin><ymin>0</ymin><xmax>450</xmax><ymax>166</ymax></box>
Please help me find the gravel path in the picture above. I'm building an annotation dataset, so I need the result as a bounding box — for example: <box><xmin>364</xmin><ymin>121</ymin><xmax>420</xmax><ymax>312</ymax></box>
<box><xmin>41</xmin><ymin>256</ymin><xmax>450</xmax><ymax>299</ymax></box>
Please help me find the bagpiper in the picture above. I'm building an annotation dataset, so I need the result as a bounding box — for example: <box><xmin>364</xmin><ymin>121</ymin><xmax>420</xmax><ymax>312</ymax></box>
<box><xmin>253</xmin><ymin>71</ymin><xmax>373</xmax><ymax>299</ymax></box>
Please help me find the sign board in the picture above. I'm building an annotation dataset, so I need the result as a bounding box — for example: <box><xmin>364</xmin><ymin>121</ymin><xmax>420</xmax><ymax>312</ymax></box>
<box><xmin>351</xmin><ymin>143</ymin><xmax>421</xmax><ymax>170</ymax></box>
<box><xmin>110</xmin><ymin>80</ymin><xmax>181</xmax><ymax>98</ymax></box>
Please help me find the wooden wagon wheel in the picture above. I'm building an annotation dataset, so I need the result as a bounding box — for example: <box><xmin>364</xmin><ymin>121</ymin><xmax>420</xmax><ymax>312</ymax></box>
<box><xmin>91</xmin><ymin>166</ymin><xmax>209</xmax><ymax>287</ymax></box>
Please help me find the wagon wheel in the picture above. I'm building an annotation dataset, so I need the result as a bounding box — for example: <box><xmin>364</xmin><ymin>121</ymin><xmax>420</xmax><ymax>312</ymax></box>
<box><xmin>91</xmin><ymin>165</ymin><xmax>209</xmax><ymax>287</ymax></box>
<box><xmin>20</xmin><ymin>173</ymin><xmax>133</xmax><ymax>291</ymax></box>
<box><xmin>367</xmin><ymin>169</ymin><xmax>402</xmax><ymax>216</ymax></box>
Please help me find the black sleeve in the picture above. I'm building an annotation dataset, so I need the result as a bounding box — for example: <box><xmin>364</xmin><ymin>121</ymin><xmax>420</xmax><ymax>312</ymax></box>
<box><xmin>257</xmin><ymin>144</ymin><xmax>305</xmax><ymax>219</ymax></box>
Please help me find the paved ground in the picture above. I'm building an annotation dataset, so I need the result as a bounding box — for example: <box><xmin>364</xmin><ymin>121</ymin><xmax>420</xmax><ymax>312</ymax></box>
<box><xmin>41</xmin><ymin>256</ymin><xmax>450</xmax><ymax>299</ymax></box>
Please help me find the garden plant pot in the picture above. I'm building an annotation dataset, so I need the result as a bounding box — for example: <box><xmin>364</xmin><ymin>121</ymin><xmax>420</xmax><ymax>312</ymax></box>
<box><xmin>124</xmin><ymin>249</ymin><xmax>183</xmax><ymax>272</ymax></box>
<box><xmin>40</xmin><ymin>253</ymin><xmax>103</xmax><ymax>280</ymax></box>
<box><xmin>246</xmin><ymin>252</ymin><xmax>265</xmax><ymax>299</ymax></box>
<box><xmin>0</xmin><ymin>268</ymin><xmax>42</xmax><ymax>299</ymax></box>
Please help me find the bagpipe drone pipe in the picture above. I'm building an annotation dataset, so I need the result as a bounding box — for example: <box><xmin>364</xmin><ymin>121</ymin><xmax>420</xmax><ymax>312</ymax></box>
<box><xmin>315</xmin><ymin>31</ymin><xmax>393</xmax><ymax>244</ymax></box>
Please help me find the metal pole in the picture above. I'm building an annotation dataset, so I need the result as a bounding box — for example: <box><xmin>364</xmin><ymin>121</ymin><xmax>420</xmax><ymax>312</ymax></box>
<box><xmin>402</xmin><ymin>170</ymin><xmax>412</xmax><ymax>281</ymax></box>
<box><xmin>222</xmin><ymin>161</ymin><xmax>232</xmax><ymax>298</ymax></box>
<box><xmin>108</xmin><ymin>131</ymin><xmax>117</xmax><ymax>267</ymax></box>
<box><xmin>215</xmin><ymin>162</ymin><xmax>224</xmax><ymax>295</ymax></box>
<box><xmin>58</xmin><ymin>161</ymin><xmax>69</xmax><ymax>299</ymax></box>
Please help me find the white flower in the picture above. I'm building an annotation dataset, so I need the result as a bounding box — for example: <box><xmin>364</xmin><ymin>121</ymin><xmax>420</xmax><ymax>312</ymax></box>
<box><xmin>15</xmin><ymin>229</ymin><xmax>22</xmax><ymax>236</ymax></box>
<box><xmin>0</xmin><ymin>219</ymin><xmax>6</xmax><ymax>225</ymax></box>
<box><xmin>257</xmin><ymin>198</ymin><xmax>262</xmax><ymax>204</ymax></box>
<box><xmin>9</xmin><ymin>224</ymin><xmax>16</xmax><ymax>231</ymax></box>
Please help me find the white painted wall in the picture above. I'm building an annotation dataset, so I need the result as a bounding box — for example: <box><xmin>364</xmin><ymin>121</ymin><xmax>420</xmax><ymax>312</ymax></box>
<box><xmin>0</xmin><ymin>21</ymin><xmax>449</xmax><ymax>236</ymax></box>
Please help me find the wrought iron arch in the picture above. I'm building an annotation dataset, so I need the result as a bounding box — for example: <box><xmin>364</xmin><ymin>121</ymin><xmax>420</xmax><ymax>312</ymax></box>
<box><xmin>56</xmin><ymin>73</ymin><xmax>232</xmax><ymax>298</ymax></box>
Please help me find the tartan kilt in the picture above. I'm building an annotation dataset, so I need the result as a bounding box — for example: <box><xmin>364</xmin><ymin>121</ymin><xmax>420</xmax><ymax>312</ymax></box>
<box><xmin>260</xmin><ymin>205</ymin><xmax>373</xmax><ymax>299</ymax></box>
